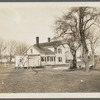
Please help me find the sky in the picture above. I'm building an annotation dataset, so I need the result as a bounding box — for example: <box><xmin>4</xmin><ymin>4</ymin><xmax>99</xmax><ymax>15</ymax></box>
<box><xmin>0</xmin><ymin>3</ymin><xmax>69</xmax><ymax>45</ymax></box>
<box><xmin>0</xmin><ymin>2</ymin><xmax>100</xmax><ymax>53</ymax></box>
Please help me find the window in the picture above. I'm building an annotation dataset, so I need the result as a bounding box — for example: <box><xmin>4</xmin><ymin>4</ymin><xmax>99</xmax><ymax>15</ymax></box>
<box><xmin>58</xmin><ymin>57</ymin><xmax>62</xmax><ymax>62</ymax></box>
<box><xmin>20</xmin><ymin>59</ymin><xmax>22</xmax><ymax>62</ymax></box>
<box><xmin>54</xmin><ymin>57</ymin><xmax>55</xmax><ymax>61</ymax></box>
<box><xmin>41</xmin><ymin>57</ymin><xmax>45</xmax><ymax>62</ymax></box>
<box><xmin>54</xmin><ymin>48</ymin><xmax>57</xmax><ymax>53</ymax></box>
<box><xmin>45</xmin><ymin>57</ymin><xmax>46</xmax><ymax>61</ymax></box>
<box><xmin>31</xmin><ymin>49</ymin><xmax>33</xmax><ymax>53</ymax></box>
<box><xmin>50</xmin><ymin>57</ymin><xmax>53</xmax><ymax>61</ymax></box>
<box><xmin>58</xmin><ymin>48</ymin><xmax>62</xmax><ymax>53</ymax></box>
<box><xmin>47</xmin><ymin>56</ymin><xmax>50</xmax><ymax>61</ymax></box>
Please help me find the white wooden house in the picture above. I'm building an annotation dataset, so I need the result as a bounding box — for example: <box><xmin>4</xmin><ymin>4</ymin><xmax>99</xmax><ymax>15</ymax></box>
<box><xmin>15</xmin><ymin>37</ymin><xmax>66</xmax><ymax>68</ymax></box>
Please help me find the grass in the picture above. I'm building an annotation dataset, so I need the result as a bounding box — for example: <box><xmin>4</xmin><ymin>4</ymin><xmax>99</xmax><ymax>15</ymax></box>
<box><xmin>0</xmin><ymin>64</ymin><xmax>100</xmax><ymax>93</ymax></box>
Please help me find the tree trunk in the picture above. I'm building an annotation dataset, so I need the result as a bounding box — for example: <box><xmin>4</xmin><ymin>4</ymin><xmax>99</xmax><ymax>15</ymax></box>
<box><xmin>92</xmin><ymin>51</ymin><xmax>95</xmax><ymax>67</ymax></box>
<box><xmin>82</xmin><ymin>47</ymin><xmax>90</xmax><ymax>72</ymax></box>
<box><xmin>70</xmin><ymin>50</ymin><xmax>77</xmax><ymax>69</ymax></box>
<box><xmin>9</xmin><ymin>54</ymin><xmax>12</xmax><ymax>64</ymax></box>
<box><xmin>79</xmin><ymin>7</ymin><xmax>90</xmax><ymax>72</ymax></box>
<box><xmin>72</xmin><ymin>51</ymin><xmax>77</xmax><ymax>69</ymax></box>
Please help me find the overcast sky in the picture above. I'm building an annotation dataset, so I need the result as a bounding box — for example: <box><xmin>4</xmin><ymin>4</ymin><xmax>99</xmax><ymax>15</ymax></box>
<box><xmin>0</xmin><ymin>2</ymin><xmax>100</xmax><ymax>53</ymax></box>
<box><xmin>0</xmin><ymin>3</ymin><xmax>70</xmax><ymax>45</ymax></box>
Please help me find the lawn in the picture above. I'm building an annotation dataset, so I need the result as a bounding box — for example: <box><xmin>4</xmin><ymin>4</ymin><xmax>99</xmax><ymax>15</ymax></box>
<box><xmin>0</xmin><ymin>64</ymin><xmax>100</xmax><ymax>93</ymax></box>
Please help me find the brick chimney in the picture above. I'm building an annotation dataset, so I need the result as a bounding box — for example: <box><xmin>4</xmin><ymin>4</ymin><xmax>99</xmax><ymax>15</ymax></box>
<box><xmin>36</xmin><ymin>37</ymin><xmax>39</xmax><ymax>47</ymax></box>
<box><xmin>48</xmin><ymin>38</ymin><xmax>50</xmax><ymax>42</ymax></box>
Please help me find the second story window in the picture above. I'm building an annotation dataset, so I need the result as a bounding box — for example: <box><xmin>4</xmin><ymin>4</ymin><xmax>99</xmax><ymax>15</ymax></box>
<box><xmin>20</xmin><ymin>58</ymin><xmax>22</xmax><ymax>62</ymax></box>
<box><xmin>54</xmin><ymin>48</ymin><xmax>57</xmax><ymax>53</ymax></box>
<box><xmin>58</xmin><ymin>48</ymin><xmax>62</xmax><ymax>54</ymax></box>
<box><xmin>31</xmin><ymin>49</ymin><xmax>33</xmax><ymax>53</ymax></box>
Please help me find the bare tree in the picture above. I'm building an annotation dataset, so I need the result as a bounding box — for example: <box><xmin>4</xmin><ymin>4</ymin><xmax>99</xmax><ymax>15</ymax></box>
<box><xmin>15</xmin><ymin>42</ymin><xmax>28</xmax><ymax>55</ymax></box>
<box><xmin>7</xmin><ymin>40</ymin><xmax>17</xmax><ymax>63</ymax></box>
<box><xmin>54</xmin><ymin>7</ymin><xmax>100</xmax><ymax>71</ymax></box>
<box><xmin>87</xmin><ymin>30</ymin><xmax>100</xmax><ymax>67</ymax></box>
<box><xmin>64</xmin><ymin>36</ymin><xmax>81</xmax><ymax>69</ymax></box>
<box><xmin>0</xmin><ymin>38</ymin><xmax>6</xmax><ymax>64</ymax></box>
<box><xmin>53</xmin><ymin>34</ymin><xmax>80</xmax><ymax>69</ymax></box>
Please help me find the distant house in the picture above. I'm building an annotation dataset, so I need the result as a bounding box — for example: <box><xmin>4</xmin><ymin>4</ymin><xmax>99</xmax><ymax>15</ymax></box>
<box><xmin>15</xmin><ymin>37</ymin><xmax>66</xmax><ymax>67</ymax></box>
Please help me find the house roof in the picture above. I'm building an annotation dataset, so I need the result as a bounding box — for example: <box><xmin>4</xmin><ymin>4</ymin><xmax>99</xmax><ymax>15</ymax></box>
<box><xmin>24</xmin><ymin>40</ymin><xmax>64</xmax><ymax>55</ymax></box>
<box><xmin>33</xmin><ymin>40</ymin><xmax>65</xmax><ymax>55</ymax></box>
<box><xmin>33</xmin><ymin>45</ymin><xmax>55</xmax><ymax>55</ymax></box>
<box><xmin>34</xmin><ymin>41</ymin><xmax>62</xmax><ymax>48</ymax></box>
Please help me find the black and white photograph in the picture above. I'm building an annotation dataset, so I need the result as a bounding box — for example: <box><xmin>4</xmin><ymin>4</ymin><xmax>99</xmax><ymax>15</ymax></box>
<box><xmin>0</xmin><ymin>2</ymin><xmax>100</xmax><ymax>98</ymax></box>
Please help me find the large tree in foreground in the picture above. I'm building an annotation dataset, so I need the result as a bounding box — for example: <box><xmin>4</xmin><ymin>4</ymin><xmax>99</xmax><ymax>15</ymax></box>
<box><xmin>64</xmin><ymin>35</ymin><xmax>81</xmax><ymax>69</ymax></box>
<box><xmin>54</xmin><ymin>7</ymin><xmax>100</xmax><ymax>71</ymax></box>
<box><xmin>53</xmin><ymin>33</ymin><xmax>80</xmax><ymax>69</ymax></box>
